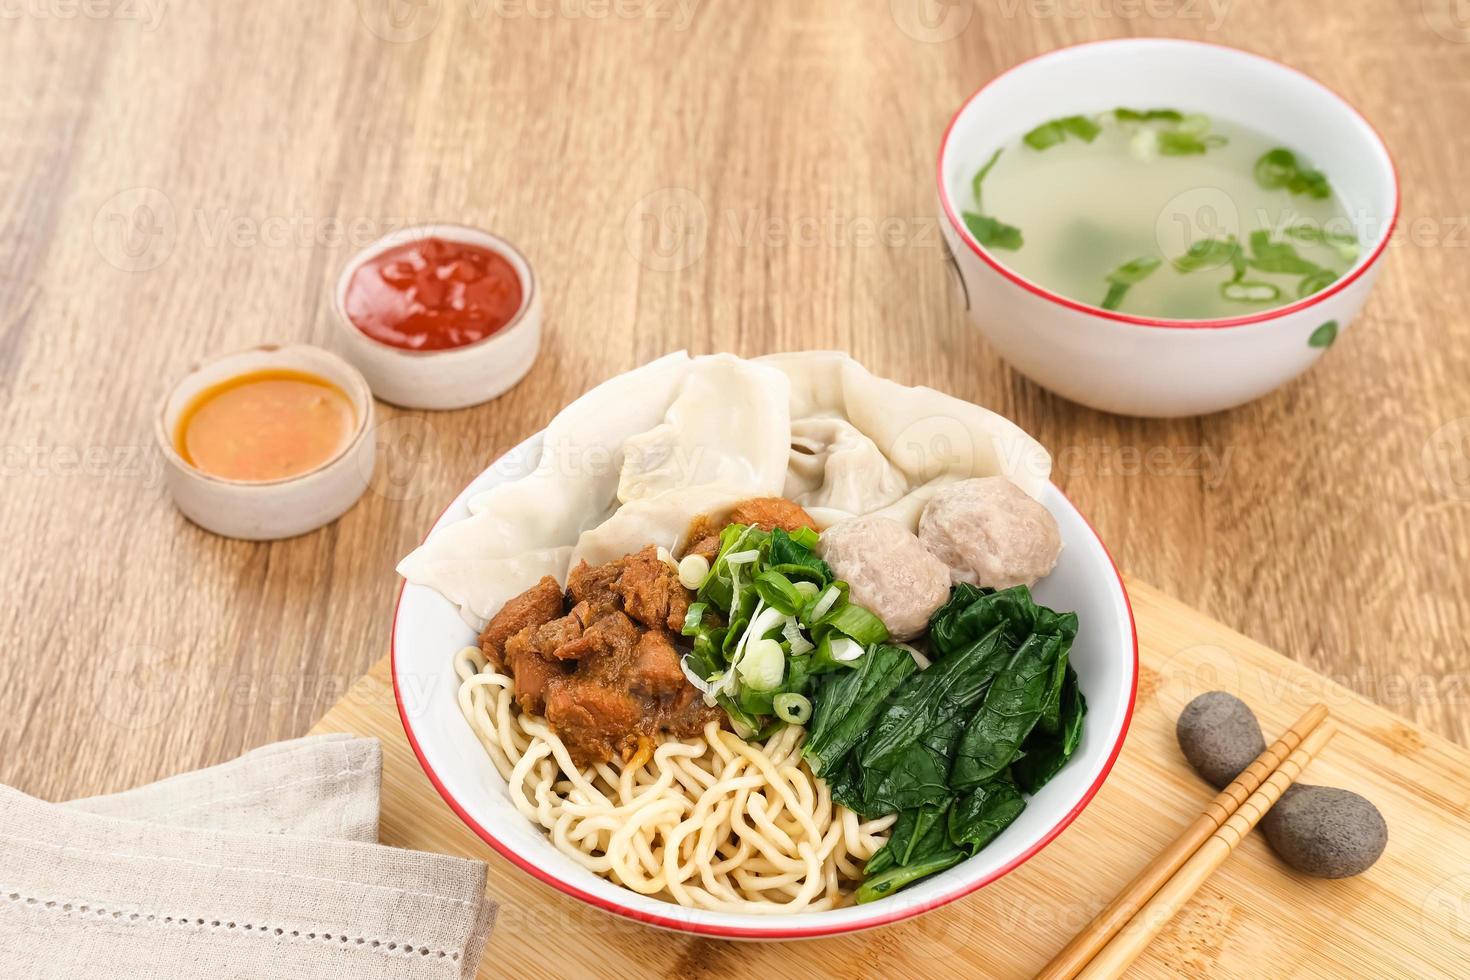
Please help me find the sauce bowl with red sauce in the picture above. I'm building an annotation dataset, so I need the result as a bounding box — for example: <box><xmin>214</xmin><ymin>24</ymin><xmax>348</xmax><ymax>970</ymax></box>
<box><xmin>332</xmin><ymin>225</ymin><xmax>542</xmax><ymax>410</ymax></box>
<box><xmin>156</xmin><ymin>344</ymin><xmax>376</xmax><ymax>540</ymax></box>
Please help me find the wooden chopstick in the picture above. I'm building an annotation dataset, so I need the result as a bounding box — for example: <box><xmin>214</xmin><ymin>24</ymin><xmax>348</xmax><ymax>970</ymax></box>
<box><xmin>1037</xmin><ymin>703</ymin><xmax>1330</xmax><ymax>980</ymax></box>
<box><xmin>1074</xmin><ymin>719</ymin><xmax>1338</xmax><ymax>979</ymax></box>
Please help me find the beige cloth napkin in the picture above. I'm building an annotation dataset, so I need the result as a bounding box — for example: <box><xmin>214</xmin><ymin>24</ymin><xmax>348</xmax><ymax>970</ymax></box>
<box><xmin>0</xmin><ymin>735</ymin><xmax>495</xmax><ymax>979</ymax></box>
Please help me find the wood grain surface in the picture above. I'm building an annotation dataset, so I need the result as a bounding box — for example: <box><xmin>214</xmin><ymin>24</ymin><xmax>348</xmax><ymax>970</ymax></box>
<box><xmin>2</xmin><ymin>0</ymin><xmax>1468</xmax><ymax>809</ymax></box>
<box><xmin>310</xmin><ymin>581</ymin><xmax>1470</xmax><ymax>979</ymax></box>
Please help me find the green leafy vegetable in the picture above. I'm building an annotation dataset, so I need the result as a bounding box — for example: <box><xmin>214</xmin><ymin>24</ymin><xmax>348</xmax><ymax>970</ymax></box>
<box><xmin>826</xmin><ymin>584</ymin><xmax>1082</xmax><ymax>903</ymax></box>
<box><xmin>803</xmin><ymin>645</ymin><xmax>916</xmax><ymax>776</ymax></box>
<box><xmin>1100</xmin><ymin>256</ymin><xmax>1162</xmax><ymax>311</ymax></box>
<box><xmin>950</xmin><ymin>632</ymin><xmax>1066</xmax><ymax>790</ymax></box>
<box><xmin>1033</xmin><ymin>642</ymin><xmax>1071</xmax><ymax>736</ymax></box>
<box><xmin>866</xmin><ymin>802</ymin><xmax>950</xmax><ymax>877</ymax></box>
<box><xmin>948</xmin><ymin>779</ymin><xmax>1027</xmax><ymax>853</ymax></box>
<box><xmin>929</xmin><ymin>584</ymin><xmax>1077</xmax><ymax>657</ymax></box>
<box><xmin>859</xmin><ymin>626</ymin><xmax>1009</xmax><ymax>776</ymax></box>
<box><xmin>767</xmin><ymin>527</ymin><xmax>832</xmax><ymax>584</ymax></box>
<box><xmin>859</xmin><ymin>712</ymin><xmax>967</xmax><ymax>813</ymax></box>
<box><xmin>1011</xmin><ymin>666</ymin><xmax>1087</xmax><ymax>793</ymax></box>
<box><xmin>962</xmin><ymin>211</ymin><xmax>1024</xmax><ymax>251</ymax></box>
<box><xmin>855</xmin><ymin>849</ymin><xmax>965</xmax><ymax>904</ymax></box>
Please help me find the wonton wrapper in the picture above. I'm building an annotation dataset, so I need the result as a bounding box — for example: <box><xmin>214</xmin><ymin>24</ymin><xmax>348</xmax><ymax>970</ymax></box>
<box><xmin>396</xmin><ymin>353</ymin><xmax>789</xmax><ymax>625</ymax></box>
<box><xmin>759</xmin><ymin>351</ymin><xmax>1051</xmax><ymax>528</ymax></box>
<box><xmin>398</xmin><ymin>350</ymin><xmax>1051</xmax><ymax>624</ymax></box>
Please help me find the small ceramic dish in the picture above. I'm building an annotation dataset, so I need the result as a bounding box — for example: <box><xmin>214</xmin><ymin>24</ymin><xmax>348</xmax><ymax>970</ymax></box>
<box><xmin>937</xmin><ymin>39</ymin><xmax>1399</xmax><ymax>418</ymax></box>
<box><xmin>156</xmin><ymin>343</ymin><xmax>375</xmax><ymax>540</ymax></box>
<box><xmin>331</xmin><ymin>224</ymin><xmax>542</xmax><ymax>410</ymax></box>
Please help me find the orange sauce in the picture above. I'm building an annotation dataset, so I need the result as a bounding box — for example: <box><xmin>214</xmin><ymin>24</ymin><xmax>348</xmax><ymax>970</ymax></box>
<box><xmin>175</xmin><ymin>369</ymin><xmax>356</xmax><ymax>482</ymax></box>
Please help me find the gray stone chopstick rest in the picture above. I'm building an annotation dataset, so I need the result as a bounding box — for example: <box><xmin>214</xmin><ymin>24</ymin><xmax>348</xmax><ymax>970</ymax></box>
<box><xmin>1175</xmin><ymin>691</ymin><xmax>1266</xmax><ymax>790</ymax></box>
<box><xmin>1175</xmin><ymin>691</ymin><xmax>1387</xmax><ymax>878</ymax></box>
<box><xmin>1260</xmin><ymin>783</ymin><xmax>1388</xmax><ymax>879</ymax></box>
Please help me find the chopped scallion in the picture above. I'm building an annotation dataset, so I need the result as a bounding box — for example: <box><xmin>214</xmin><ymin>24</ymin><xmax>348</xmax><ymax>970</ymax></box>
<box><xmin>1023</xmin><ymin>114</ymin><xmax>1100</xmax><ymax>151</ymax></box>
<box><xmin>1100</xmin><ymin>255</ymin><xmax>1161</xmax><ymax>311</ymax></box>
<box><xmin>829</xmin><ymin>637</ymin><xmax>865</xmax><ymax>663</ymax></box>
<box><xmin>773</xmin><ymin>692</ymin><xmax>813</xmax><ymax>725</ymax></box>
<box><xmin>962</xmin><ymin>211</ymin><xmax>1023</xmax><ymax>251</ymax></box>
<box><xmin>1254</xmin><ymin>147</ymin><xmax>1332</xmax><ymax>199</ymax></box>
<box><xmin>754</xmin><ymin>569</ymin><xmax>804</xmax><ymax>616</ymax></box>
<box><xmin>677</xmin><ymin>553</ymin><xmax>710</xmax><ymax>591</ymax></box>
<box><xmin>807</xmin><ymin>585</ymin><xmax>841</xmax><ymax>624</ymax></box>
<box><xmin>736</xmin><ymin>638</ymin><xmax>785</xmax><ymax>691</ymax></box>
<box><xmin>783</xmin><ymin>618</ymin><xmax>814</xmax><ymax>656</ymax></box>
<box><xmin>681</xmin><ymin>602</ymin><xmax>708</xmax><ymax>637</ymax></box>
<box><xmin>819</xmin><ymin>603</ymin><xmax>889</xmax><ymax>646</ymax></box>
<box><xmin>970</xmin><ymin>147</ymin><xmax>1003</xmax><ymax>210</ymax></box>
<box><xmin>1297</xmin><ymin>267</ymin><xmax>1339</xmax><ymax>298</ymax></box>
<box><xmin>1220</xmin><ymin>280</ymin><xmax>1281</xmax><ymax>302</ymax></box>
<box><xmin>1114</xmin><ymin>107</ymin><xmax>1183</xmax><ymax>123</ymax></box>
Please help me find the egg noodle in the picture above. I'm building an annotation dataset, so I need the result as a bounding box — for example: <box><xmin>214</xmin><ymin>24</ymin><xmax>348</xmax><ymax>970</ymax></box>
<box><xmin>453</xmin><ymin>646</ymin><xmax>896</xmax><ymax>913</ymax></box>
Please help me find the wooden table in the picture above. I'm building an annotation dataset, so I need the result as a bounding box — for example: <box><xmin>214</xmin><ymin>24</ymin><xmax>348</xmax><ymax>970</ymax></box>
<box><xmin>2</xmin><ymin>3</ymin><xmax>1467</xmax><ymax>808</ymax></box>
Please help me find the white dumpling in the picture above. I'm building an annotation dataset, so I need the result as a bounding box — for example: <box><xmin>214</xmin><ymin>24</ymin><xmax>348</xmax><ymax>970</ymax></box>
<box><xmin>918</xmin><ymin>477</ymin><xmax>1062</xmax><ymax>589</ymax></box>
<box><xmin>619</xmin><ymin>355</ymin><xmax>791</xmax><ymax>503</ymax></box>
<box><xmin>784</xmin><ymin>417</ymin><xmax>908</xmax><ymax>517</ymax></box>
<box><xmin>759</xmin><ymin>351</ymin><xmax>1052</xmax><ymax>502</ymax></box>
<box><xmin>569</xmin><ymin>485</ymin><xmax>751</xmax><ymax>568</ymax></box>
<box><xmin>396</xmin><ymin>352</ymin><xmax>694</xmax><ymax>622</ymax></box>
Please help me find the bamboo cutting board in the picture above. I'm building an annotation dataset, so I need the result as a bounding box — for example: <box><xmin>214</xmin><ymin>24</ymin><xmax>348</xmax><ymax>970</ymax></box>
<box><xmin>311</xmin><ymin>580</ymin><xmax>1470</xmax><ymax>978</ymax></box>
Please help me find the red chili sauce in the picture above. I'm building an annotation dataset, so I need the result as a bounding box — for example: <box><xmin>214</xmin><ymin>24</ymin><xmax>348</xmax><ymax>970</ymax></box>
<box><xmin>344</xmin><ymin>237</ymin><xmax>524</xmax><ymax>351</ymax></box>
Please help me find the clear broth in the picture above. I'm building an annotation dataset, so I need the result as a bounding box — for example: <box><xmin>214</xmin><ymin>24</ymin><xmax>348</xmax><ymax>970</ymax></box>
<box><xmin>967</xmin><ymin>113</ymin><xmax>1358</xmax><ymax>320</ymax></box>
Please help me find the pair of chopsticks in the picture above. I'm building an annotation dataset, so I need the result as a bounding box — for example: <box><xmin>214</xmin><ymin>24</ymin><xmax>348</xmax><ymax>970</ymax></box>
<box><xmin>1038</xmin><ymin>702</ymin><xmax>1335</xmax><ymax>979</ymax></box>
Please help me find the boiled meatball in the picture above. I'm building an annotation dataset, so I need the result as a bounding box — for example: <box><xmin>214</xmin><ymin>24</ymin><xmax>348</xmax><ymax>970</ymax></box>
<box><xmin>817</xmin><ymin>516</ymin><xmax>950</xmax><ymax>641</ymax></box>
<box><xmin>918</xmin><ymin>477</ymin><xmax>1062</xmax><ymax>589</ymax></box>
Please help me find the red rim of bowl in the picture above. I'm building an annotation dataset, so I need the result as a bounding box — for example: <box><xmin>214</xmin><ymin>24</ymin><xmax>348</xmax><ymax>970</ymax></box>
<box><xmin>937</xmin><ymin>38</ymin><xmax>1402</xmax><ymax>330</ymax></box>
<box><xmin>389</xmin><ymin>456</ymin><xmax>1140</xmax><ymax>940</ymax></box>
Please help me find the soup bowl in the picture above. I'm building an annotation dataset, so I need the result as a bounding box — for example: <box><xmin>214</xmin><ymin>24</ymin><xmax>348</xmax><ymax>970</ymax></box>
<box><xmin>392</xmin><ymin>432</ymin><xmax>1137</xmax><ymax>940</ymax></box>
<box><xmin>937</xmin><ymin>39</ymin><xmax>1398</xmax><ymax>418</ymax></box>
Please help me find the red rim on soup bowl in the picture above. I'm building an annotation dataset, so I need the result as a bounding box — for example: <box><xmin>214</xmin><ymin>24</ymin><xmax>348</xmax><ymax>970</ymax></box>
<box><xmin>331</xmin><ymin>223</ymin><xmax>542</xmax><ymax>411</ymax></box>
<box><xmin>937</xmin><ymin>39</ymin><xmax>1399</xmax><ymax>418</ymax></box>
<box><xmin>389</xmin><ymin>432</ymin><xmax>1139</xmax><ymax>940</ymax></box>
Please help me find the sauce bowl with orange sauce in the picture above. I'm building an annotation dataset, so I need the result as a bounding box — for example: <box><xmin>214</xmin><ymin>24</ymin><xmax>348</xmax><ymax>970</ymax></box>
<box><xmin>332</xmin><ymin>225</ymin><xmax>542</xmax><ymax>410</ymax></box>
<box><xmin>156</xmin><ymin>344</ymin><xmax>375</xmax><ymax>539</ymax></box>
